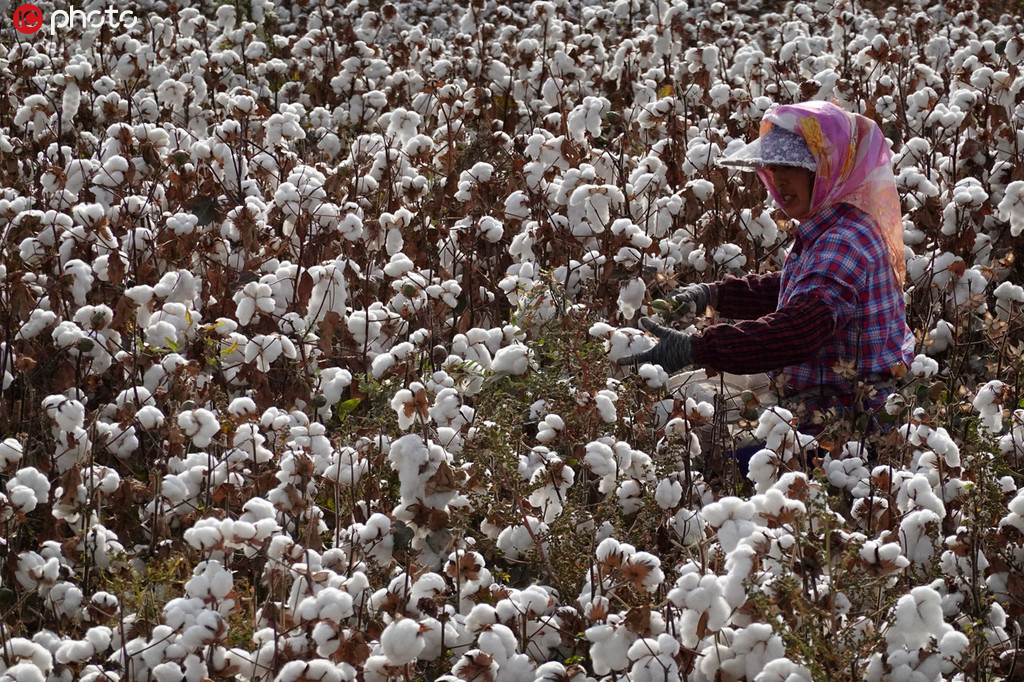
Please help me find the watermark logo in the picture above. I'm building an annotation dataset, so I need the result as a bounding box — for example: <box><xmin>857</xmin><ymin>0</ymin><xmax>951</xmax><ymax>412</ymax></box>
<box><xmin>13</xmin><ymin>3</ymin><xmax>44</xmax><ymax>34</ymax></box>
<box><xmin>11</xmin><ymin>4</ymin><xmax>139</xmax><ymax>35</ymax></box>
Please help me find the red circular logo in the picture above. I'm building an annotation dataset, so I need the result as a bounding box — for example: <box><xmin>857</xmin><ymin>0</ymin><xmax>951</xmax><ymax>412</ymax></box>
<box><xmin>13</xmin><ymin>4</ymin><xmax>44</xmax><ymax>34</ymax></box>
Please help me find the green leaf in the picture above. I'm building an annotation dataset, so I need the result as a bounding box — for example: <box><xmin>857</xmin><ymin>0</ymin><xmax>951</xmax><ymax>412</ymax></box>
<box><xmin>335</xmin><ymin>398</ymin><xmax>362</xmax><ymax>419</ymax></box>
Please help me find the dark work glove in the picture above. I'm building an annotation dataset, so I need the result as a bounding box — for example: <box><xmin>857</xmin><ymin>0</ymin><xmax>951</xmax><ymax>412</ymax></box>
<box><xmin>616</xmin><ymin>318</ymin><xmax>694</xmax><ymax>373</ymax></box>
<box><xmin>651</xmin><ymin>283</ymin><xmax>715</xmax><ymax>319</ymax></box>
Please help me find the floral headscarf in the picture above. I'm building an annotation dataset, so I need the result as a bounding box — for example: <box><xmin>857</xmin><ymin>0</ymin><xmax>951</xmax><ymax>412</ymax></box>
<box><xmin>756</xmin><ymin>101</ymin><xmax>905</xmax><ymax>286</ymax></box>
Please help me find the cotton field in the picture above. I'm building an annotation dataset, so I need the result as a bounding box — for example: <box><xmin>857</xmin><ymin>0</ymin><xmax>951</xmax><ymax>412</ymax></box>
<box><xmin>1</xmin><ymin>0</ymin><xmax>1023</xmax><ymax>679</ymax></box>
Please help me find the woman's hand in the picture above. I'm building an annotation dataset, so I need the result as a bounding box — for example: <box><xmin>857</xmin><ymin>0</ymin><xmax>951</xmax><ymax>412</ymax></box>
<box><xmin>616</xmin><ymin>318</ymin><xmax>694</xmax><ymax>373</ymax></box>
<box><xmin>650</xmin><ymin>283</ymin><xmax>716</xmax><ymax>319</ymax></box>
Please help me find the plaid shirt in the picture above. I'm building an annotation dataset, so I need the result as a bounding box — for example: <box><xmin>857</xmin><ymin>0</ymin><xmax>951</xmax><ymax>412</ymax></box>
<box><xmin>692</xmin><ymin>203</ymin><xmax>915</xmax><ymax>399</ymax></box>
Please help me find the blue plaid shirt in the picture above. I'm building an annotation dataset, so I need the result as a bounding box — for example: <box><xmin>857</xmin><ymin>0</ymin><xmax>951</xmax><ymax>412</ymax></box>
<box><xmin>778</xmin><ymin>203</ymin><xmax>914</xmax><ymax>391</ymax></box>
<box><xmin>693</xmin><ymin>203</ymin><xmax>914</xmax><ymax>401</ymax></box>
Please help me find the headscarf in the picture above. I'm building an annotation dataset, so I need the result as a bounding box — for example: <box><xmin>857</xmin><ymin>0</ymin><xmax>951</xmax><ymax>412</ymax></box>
<box><xmin>755</xmin><ymin>101</ymin><xmax>906</xmax><ymax>286</ymax></box>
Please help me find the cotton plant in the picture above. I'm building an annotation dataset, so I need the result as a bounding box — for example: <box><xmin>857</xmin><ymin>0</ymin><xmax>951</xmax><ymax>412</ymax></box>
<box><xmin>746</xmin><ymin>407</ymin><xmax>818</xmax><ymax>492</ymax></box>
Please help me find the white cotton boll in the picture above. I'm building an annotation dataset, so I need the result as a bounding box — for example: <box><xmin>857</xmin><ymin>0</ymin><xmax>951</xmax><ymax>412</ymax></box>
<box><xmin>504</xmin><ymin>191</ymin><xmax>530</xmax><ymax>221</ymax></box>
<box><xmin>655</xmin><ymin>479</ymin><xmax>682</xmax><ymax>509</ymax></box>
<box><xmin>924</xmin><ymin>320</ymin><xmax>955</xmax><ymax>356</ymax></box>
<box><xmin>0</xmin><ymin>438</ymin><xmax>23</xmax><ymax>468</ymax></box>
<box><xmin>617</xmin><ymin>479</ymin><xmax>643</xmax><ymax>514</ymax></box>
<box><xmin>603</xmin><ymin>326</ymin><xmax>655</xmax><ymax>365</ymax></box>
<box><xmin>938</xmin><ymin>630</ymin><xmax>969</xmax><ymax>659</ymax></box>
<box><xmin>585</xmin><ymin>440</ymin><xmax>617</xmax><ymax>478</ymax></box>
<box><xmin>702</xmin><ymin>496</ymin><xmax>759</xmax><ymax>553</ymax></box>
<box><xmin>379</xmin><ymin>618</ymin><xmax>426</xmax><ymax>665</ymax></box>
<box><xmin>687</xmin><ymin>245</ymin><xmax>708</xmax><ymax>272</ymax></box>
<box><xmin>973</xmin><ymin>380</ymin><xmax>1005</xmax><ymax>433</ymax></box>
<box><xmin>997</xmin><ymin>180</ymin><xmax>1024</xmax><ymax>236</ymax></box>
<box><xmin>623</xmin><ymin>552</ymin><xmax>664</xmax><ymax>592</ymax></box>
<box><xmin>151</xmin><ymin>661</ymin><xmax>184</xmax><ymax>682</ymax></box>
<box><xmin>16</xmin><ymin>310</ymin><xmax>57</xmax><ymax>340</ymax></box>
<box><xmin>713</xmin><ymin>243</ymin><xmax>747</xmax><ymax>271</ymax></box>
<box><xmin>233</xmin><ymin>282</ymin><xmax>274</xmax><ymax>326</ymax></box>
<box><xmin>0</xmin><ymin>664</ymin><xmax>46</xmax><ymax>682</ymax></box>
<box><xmin>491</xmin><ymin>344</ymin><xmax>532</xmax><ymax>375</ymax></box>
<box><xmin>390</xmin><ymin>384</ymin><xmax>427</xmax><ymax>431</ymax></box>
<box><xmin>145</xmin><ymin>320</ymin><xmax>180</xmax><ymax>350</ymax></box>
<box><xmin>595</xmin><ymin>390</ymin><xmax>617</xmax><ymax>422</ymax></box>
<box><xmin>8</xmin><ymin>467</ymin><xmax>51</xmax><ymax>513</ymax></box>
<box><xmin>228</xmin><ymin>397</ymin><xmax>258</xmax><ymax>419</ymax></box>
<box><xmin>136</xmin><ymin>406</ymin><xmax>165</xmax><ymax>430</ymax></box>
<box><xmin>536</xmin><ymin>414</ymin><xmax>564</xmax><ymax>443</ymax></box>
<box><xmin>721</xmin><ymin>623</ymin><xmax>786</xmax><ymax>681</ymax></box>
<box><xmin>478</xmin><ymin>216</ymin><xmax>503</xmax><ymax>243</ymax></box>
<box><xmin>994</xmin><ymin>281</ymin><xmax>1024</xmax><ymax>319</ymax></box>
<box><xmin>585</xmin><ymin>622</ymin><xmax>635</xmax><ymax>676</ymax></box>
<box><xmin>178</xmin><ymin>408</ymin><xmax>220</xmax><ymax>448</ymax></box>
<box><xmin>899</xmin><ymin>509</ymin><xmax>939</xmax><ymax>565</ymax></box>
<box><xmin>43</xmin><ymin>395</ymin><xmax>86</xmax><ymax>432</ymax></box>
<box><xmin>910</xmin><ymin>354</ymin><xmax>939</xmax><ymax>379</ymax></box>
<box><xmin>888</xmin><ymin>585</ymin><xmax>951</xmax><ymax>651</ymax></box>
<box><xmin>617</xmin><ymin>277</ymin><xmax>647</xmax><ymax>319</ymax></box>
<box><xmin>754</xmin><ymin>658</ymin><xmax>813</xmax><ymax>681</ymax></box>
<box><xmin>687</xmin><ymin>179</ymin><xmax>715</xmax><ymax>201</ymax></box>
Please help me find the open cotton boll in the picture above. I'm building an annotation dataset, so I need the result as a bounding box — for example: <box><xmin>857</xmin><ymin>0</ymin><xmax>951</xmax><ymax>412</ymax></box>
<box><xmin>702</xmin><ymin>496</ymin><xmax>760</xmax><ymax>553</ymax></box>
<box><xmin>491</xmin><ymin>343</ymin><xmax>533</xmax><ymax>375</ymax></box>
<box><xmin>390</xmin><ymin>383</ymin><xmax>428</xmax><ymax>431</ymax></box>
<box><xmin>496</xmin><ymin>516</ymin><xmax>547</xmax><ymax>561</ymax></box>
<box><xmin>0</xmin><ymin>438</ymin><xmax>24</xmax><ymax>468</ymax></box>
<box><xmin>380</xmin><ymin>618</ymin><xmax>426</xmax><ymax>666</ymax></box>
<box><xmin>886</xmin><ymin>585</ymin><xmax>951</xmax><ymax>651</ymax></box>
<box><xmin>713</xmin><ymin>243</ymin><xmax>747</xmax><ymax>271</ymax></box>
<box><xmin>585</xmin><ymin>619</ymin><xmax>636</xmax><ymax>676</ymax></box>
<box><xmin>42</xmin><ymin>395</ymin><xmax>86</xmax><ymax>432</ymax></box>
<box><xmin>178</xmin><ymin>408</ymin><xmax>221</xmax><ymax>448</ymax></box>
<box><xmin>617</xmin><ymin>277</ymin><xmax>646</xmax><ymax>319</ymax></box>
<box><xmin>910</xmin><ymin>354</ymin><xmax>939</xmax><ymax>379</ymax></box>
<box><xmin>754</xmin><ymin>658</ymin><xmax>813</xmax><ymax>682</ymax></box>
<box><xmin>994</xmin><ymin>281</ymin><xmax>1024</xmax><ymax>320</ymax></box>
<box><xmin>899</xmin><ymin>509</ymin><xmax>940</xmax><ymax>565</ymax></box>
<box><xmin>923</xmin><ymin>320</ymin><xmax>955</xmax><ymax>356</ymax></box>
<box><xmin>601</xmin><ymin>325</ymin><xmax>655</xmax><ymax>365</ymax></box>
<box><xmin>997</xmin><ymin>180</ymin><xmax>1024</xmax><ymax>236</ymax></box>
<box><xmin>973</xmin><ymin>379</ymin><xmax>1005</xmax><ymax>433</ymax></box>
<box><xmin>535</xmin><ymin>414</ymin><xmax>564</xmax><ymax>443</ymax></box>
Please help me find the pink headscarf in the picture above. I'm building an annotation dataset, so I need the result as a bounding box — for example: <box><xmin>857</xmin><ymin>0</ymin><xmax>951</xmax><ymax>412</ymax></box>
<box><xmin>757</xmin><ymin>101</ymin><xmax>905</xmax><ymax>286</ymax></box>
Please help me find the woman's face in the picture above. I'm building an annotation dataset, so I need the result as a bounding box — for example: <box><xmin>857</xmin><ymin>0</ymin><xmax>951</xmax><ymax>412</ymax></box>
<box><xmin>766</xmin><ymin>164</ymin><xmax>815</xmax><ymax>220</ymax></box>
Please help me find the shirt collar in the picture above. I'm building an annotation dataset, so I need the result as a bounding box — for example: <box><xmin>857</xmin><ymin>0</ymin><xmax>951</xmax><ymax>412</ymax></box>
<box><xmin>793</xmin><ymin>203</ymin><xmax>843</xmax><ymax>248</ymax></box>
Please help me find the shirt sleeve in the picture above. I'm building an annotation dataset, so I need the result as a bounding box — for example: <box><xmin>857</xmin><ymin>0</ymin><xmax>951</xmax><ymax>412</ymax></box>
<box><xmin>714</xmin><ymin>272</ymin><xmax>782</xmax><ymax>320</ymax></box>
<box><xmin>690</xmin><ymin>293</ymin><xmax>836</xmax><ymax>374</ymax></box>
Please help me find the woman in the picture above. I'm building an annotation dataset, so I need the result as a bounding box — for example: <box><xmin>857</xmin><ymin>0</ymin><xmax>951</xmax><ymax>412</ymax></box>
<box><xmin>618</xmin><ymin>100</ymin><xmax>915</xmax><ymax>415</ymax></box>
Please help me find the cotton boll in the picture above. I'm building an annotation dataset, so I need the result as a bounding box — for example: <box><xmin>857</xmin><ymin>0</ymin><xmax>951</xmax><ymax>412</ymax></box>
<box><xmin>585</xmin><ymin>620</ymin><xmax>635</xmax><ymax>676</ymax></box>
<box><xmin>886</xmin><ymin>585</ymin><xmax>951</xmax><ymax>651</ymax></box>
<box><xmin>994</xmin><ymin>281</ymin><xmax>1024</xmax><ymax>320</ymax></box>
<box><xmin>655</xmin><ymin>478</ymin><xmax>682</xmax><ymax>509</ymax></box>
<box><xmin>703</xmin><ymin>496</ymin><xmax>759</xmax><ymax>553</ymax></box>
<box><xmin>7</xmin><ymin>467</ymin><xmax>51</xmax><ymax>514</ymax></box>
<box><xmin>899</xmin><ymin>509</ymin><xmax>940</xmax><ymax>565</ymax></box>
<box><xmin>178</xmin><ymin>408</ymin><xmax>221</xmax><ymax>448</ymax></box>
<box><xmin>996</xmin><ymin>180</ymin><xmax>1024</xmax><ymax>236</ymax></box>
<box><xmin>910</xmin><ymin>354</ymin><xmax>939</xmax><ymax>379</ymax></box>
<box><xmin>491</xmin><ymin>344</ymin><xmax>533</xmax><ymax>375</ymax></box>
<box><xmin>42</xmin><ymin>395</ymin><xmax>86</xmax><ymax>432</ymax></box>
<box><xmin>0</xmin><ymin>438</ymin><xmax>24</xmax><ymax>468</ymax></box>
<box><xmin>973</xmin><ymin>380</ymin><xmax>1005</xmax><ymax>433</ymax></box>
<box><xmin>535</xmin><ymin>414</ymin><xmax>564</xmax><ymax>443</ymax></box>
<box><xmin>713</xmin><ymin>243</ymin><xmax>747</xmax><ymax>271</ymax></box>
<box><xmin>390</xmin><ymin>383</ymin><xmax>428</xmax><ymax>431</ymax></box>
<box><xmin>924</xmin><ymin>320</ymin><xmax>955</xmax><ymax>356</ymax></box>
<box><xmin>602</xmin><ymin>325</ymin><xmax>655</xmax><ymax>365</ymax></box>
